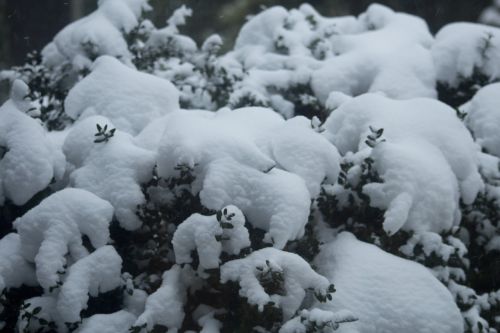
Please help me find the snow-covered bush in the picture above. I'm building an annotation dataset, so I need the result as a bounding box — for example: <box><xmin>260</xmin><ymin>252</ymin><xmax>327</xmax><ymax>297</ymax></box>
<box><xmin>1</xmin><ymin>1</ymin><xmax>500</xmax><ymax>333</ymax></box>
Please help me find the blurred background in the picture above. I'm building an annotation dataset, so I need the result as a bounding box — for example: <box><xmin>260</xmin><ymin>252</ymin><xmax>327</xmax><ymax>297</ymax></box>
<box><xmin>0</xmin><ymin>0</ymin><xmax>496</xmax><ymax>70</ymax></box>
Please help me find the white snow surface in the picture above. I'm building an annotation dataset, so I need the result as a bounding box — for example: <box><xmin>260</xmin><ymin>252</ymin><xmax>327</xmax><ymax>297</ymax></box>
<box><xmin>63</xmin><ymin>116</ymin><xmax>155</xmax><ymax>230</ymax></box>
<box><xmin>221</xmin><ymin>247</ymin><xmax>332</xmax><ymax>320</ymax></box>
<box><xmin>77</xmin><ymin>311</ymin><xmax>136</xmax><ymax>333</ymax></box>
<box><xmin>315</xmin><ymin>232</ymin><xmax>463</xmax><ymax>333</ymax></box>
<box><xmin>42</xmin><ymin>0</ymin><xmax>150</xmax><ymax>68</ymax></box>
<box><xmin>13</xmin><ymin>188</ymin><xmax>114</xmax><ymax>290</ymax></box>
<box><xmin>134</xmin><ymin>265</ymin><xmax>194</xmax><ymax>332</ymax></box>
<box><xmin>155</xmin><ymin>107</ymin><xmax>340</xmax><ymax>248</ymax></box>
<box><xmin>0</xmin><ymin>233</ymin><xmax>37</xmax><ymax>293</ymax></box>
<box><xmin>323</xmin><ymin>94</ymin><xmax>484</xmax><ymax>204</ymax></box>
<box><xmin>311</xmin><ymin>4</ymin><xmax>436</xmax><ymax>101</ymax></box>
<box><xmin>172</xmin><ymin>205</ymin><xmax>250</xmax><ymax>269</ymax></box>
<box><xmin>200</xmin><ymin>158</ymin><xmax>310</xmax><ymax>249</ymax></box>
<box><xmin>57</xmin><ymin>246</ymin><xmax>122</xmax><ymax>325</ymax></box>
<box><xmin>462</xmin><ymin>83</ymin><xmax>500</xmax><ymax>157</ymax></box>
<box><xmin>65</xmin><ymin>56</ymin><xmax>180</xmax><ymax>135</ymax></box>
<box><xmin>0</xmin><ymin>82</ymin><xmax>65</xmax><ymax>206</ymax></box>
<box><xmin>432</xmin><ymin>22</ymin><xmax>500</xmax><ymax>86</ymax></box>
<box><xmin>363</xmin><ymin>140</ymin><xmax>460</xmax><ymax>235</ymax></box>
<box><xmin>229</xmin><ymin>3</ymin><xmax>435</xmax><ymax>110</ymax></box>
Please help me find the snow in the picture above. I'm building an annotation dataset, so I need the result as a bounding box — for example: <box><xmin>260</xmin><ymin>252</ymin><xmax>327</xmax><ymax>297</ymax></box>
<box><xmin>0</xmin><ymin>233</ymin><xmax>37</xmax><ymax>293</ymax></box>
<box><xmin>432</xmin><ymin>22</ymin><xmax>500</xmax><ymax>86</ymax></box>
<box><xmin>221</xmin><ymin>247</ymin><xmax>332</xmax><ymax>320</ymax></box>
<box><xmin>363</xmin><ymin>139</ymin><xmax>460</xmax><ymax>235</ymax></box>
<box><xmin>13</xmin><ymin>188</ymin><xmax>114</xmax><ymax>290</ymax></box>
<box><xmin>280</xmin><ymin>308</ymin><xmax>357</xmax><ymax>333</ymax></box>
<box><xmin>200</xmin><ymin>158</ymin><xmax>310</xmax><ymax>249</ymax></box>
<box><xmin>311</xmin><ymin>4</ymin><xmax>436</xmax><ymax>101</ymax></box>
<box><xmin>462</xmin><ymin>83</ymin><xmax>500</xmax><ymax>157</ymax></box>
<box><xmin>172</xmin><ymin>205</ymin><xmax>250</xmax><ymax>269</ymax></box>
<box><xmin>57</xmin><ymin>246</ymin><xmax>122</xmax><ymax>325</ymax></box>
<box><xmin>17</xmin><ymin>296</ymin><xmax>57</xmax><ymax>333</ymax></box>
<box><xmin>42</xmin><ymin>0</ymin><xmax>150</xmax><ymax>69</ymax></box>
<box><xmin>315</xmin><ymin>232</ymin><xmax>463</xmax><ymax>333</ymax></box>
<box><xmin>229</xmin><ymin>4</ymin><xmax>435</xmax><ymax>110</ymax></box>
<box><xmin>479</xmin><ymin>1</ymin><xmax>500</xmax><ymax>27</ymax></box>
<box><xmin>323</xmin><ymin>93</ymin><xmax>483</xmax><ymax>208</ymax></box>
<box><xmin>63</xmin><ymin>116</ymin><xmax>156</xmax><ymax>230</ymax></box>
<box><xmin>134</xmin><ymin>265</ymin><xmax>194</xmax><ymax>332</ymax></box>
<box><xmin>260</xmin><ymin>116</ymin><xmax>341</xmax><ymax>197</ymax></box>
<box><xmin>0</xmin><ymin>81</ymin><xmax>65</xmax><ymax>206</ymax></box>
<box><xmin>77</xmin><ymin>311</ymin><xmax>136</xmax><ymax>333</ymax></box>
<box><xmin>65</xmin><ymin>56</ymin><xmax>180</xmax><ymax>135</ymax></box>
<box><xmin>157</xmin><ymin>107</ymin><xmax>282</xmax><ymax>178</ymax></box>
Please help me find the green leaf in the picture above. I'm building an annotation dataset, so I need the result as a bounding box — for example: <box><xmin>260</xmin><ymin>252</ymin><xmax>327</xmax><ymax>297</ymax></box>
<box><xmin>38</xmin><ymin>318</ymin><xmax>48</xmax><ymax>325</ymax></box>
<box><xmin>96</xmin><ymin>124</ymin><xmax>102</xmax><ymax>131</ymax></box>
<box><xmin>32</xmin><ymin>306</ymin><xmax>42</xmax><ymax>315</ymax></box>
<box><xmin>220</xmin><ymin>222</ymin><xmax>233</xmax><ymax>229</ymax></box>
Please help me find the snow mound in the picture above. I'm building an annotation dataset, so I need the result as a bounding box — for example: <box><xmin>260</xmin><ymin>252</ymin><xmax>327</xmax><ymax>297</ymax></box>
<box><xmin>65</xmin><ymin>56</ymin><xmax>180</xmax><ymax>135</ymax></box>
<box><xmin>311</xmin><ymin>4</ymin><xmax>435</xmax><ymax>101</ymax></box>
<box><xmin>173</xmin><ymin>205</ymin><xmax>250</xmax><ymax>269</ymax></box>
<box><xmin>260</xmin><ymin>116</ymin><xmax>341</xmax><ymax>197</ymax></box>
<box><xmin>363</xmin><ymin>140</ymin><xmax>460</xmax><ymax>235</ymax></box>
<box><xmin>228</xmin><ymin>3</ymin><xmax>435</xmax><ymax>112</ymax></box>
<box><xmin>0</xmin><ymin>81</ymin><xmax>65</xmax><ymax>206</ymax></box>
<box><xmin>0</xmin><ymin>233</ymin><xmax>37</xmax><ymax>293</ymax></box>
<box><xmin>432</xmin><ymin>22</ymin><xmax>500</xmax><ymax>87</ymax></box>
<box><xmin>77</xmin><ymin>311</ymin><xmax>136</xmax><ymax>333</ymax></box>
<box><xmin>42</xmin><ymin>0</ymin><xmax>150</xmax><ymax>69</ymax></box>
<box><xmin>63</xmin><ymin>116</ymin><xmax>156</xmax><ymax>230</ymax></box>
<box><xmin>157</xmin><ymin>107</ymin><xmax>282</xmax><ymax>177</ymax></box>
<box><xmin>462</xmin><ymin>83</ymin><xmax>500</xmax><ymax>157</ymax></box>
<box><xmin>221</xmin><ymin>247</ymin><xmax>332</xmax><ymax>319</ymax></box>
<box><xmin>315</xmin><ymin>232</ymin><xmax>463</xmax><ymax>333</ymax></box>
<box><xmin>134</xmin><ymin>265</ymin><xmax>194</xmax><ymax>332</ymax></box>
<box><xmin>323</xmin><ymin>93</ymin><xmax>482</xmax><ymax>226</ymax></box>
<box><xmin>57</xmin><ymin>246</ymin><xmax>122</xmax><ymax>325</ymax></box>
<box><xmin>200</xmin><ymin>158</ymin><xmax>310</xmax><ymax>249</ymax></box>
<box><xmin>13</xmin><ymin>188</ymin><xmax>114</xmax><ymax>290</ymax></box>
<box><xmin>156</xmin><ymin>107</ymin><xmax>338</xmax><ymax>248</ymax></box>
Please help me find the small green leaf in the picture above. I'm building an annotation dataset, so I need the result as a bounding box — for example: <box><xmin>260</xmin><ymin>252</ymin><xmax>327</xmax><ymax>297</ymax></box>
<box><xmin>32</xmin><ymin>306</ymin><xmax>42</xmax><ymax>315</ymax></box>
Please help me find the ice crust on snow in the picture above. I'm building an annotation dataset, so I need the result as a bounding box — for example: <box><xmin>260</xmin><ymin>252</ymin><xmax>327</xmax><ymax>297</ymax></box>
<box><xmin>42</xmin><ymin>0</ymin><xmax>150</xmax><ymax>69</ymax></box>
<box><xmin>65</xmin><ymin>56</ymin><xmax>180</xmax><ymax>135</ymax></box>
<box><xmin>63</xmin><ymin>116</ymin><xmax>155</xmax><ymax>230</ymax></box>
<box><xmin>172</xmin><ymin>205</ymin><xmax>250</xmax><ymax>269</ymax></box>
<box><xmin>0</xmin><ymin>81</ymin><xmax>65</xmax><ymax>206</ymax></box>
<box><xmin>0</xmin><ymin>233</ymin><xmax>36</xmax><ymax>293</ymax></box>
<box><xmin>57</xmin><ymin>246</ymin><xmax>122</xmax><ymax>324</ymax></box>
<box><xmin>462</xmin><ymin>83</ymin><xmax>500</xmax><ymax>157</ymax></box>
<box><xmin>221</xmin><ymin>247</ymin><xmax>332</xmax><ymax>319</ymax></box>
<box><xmin>432</xmin><ymin>22</ymin><xmax>500</xmax><ymax>87</ymax></box>
<box><xmin>315</xmin><ymin>232</ymin><xmax>463</xmax><ymax>333</ymax></box>
<box><xmin>13</xmin><ymin>188</ymin><xmax>114</xmax><ymax>290</ymax></box>
<box><xmin>323</xmin><ymin>93</ymin><xmax>483</xmax><ymax>234</ymax></box>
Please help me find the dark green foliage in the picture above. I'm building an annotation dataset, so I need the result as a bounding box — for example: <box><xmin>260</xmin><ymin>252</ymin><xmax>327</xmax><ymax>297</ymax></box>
<box><xmin>94</xmin><ymin>123</ymin><xmax>116</xmax><ymax>143</ymax></box>
<box><xmin>4</xmin><ymin>51</ymin><xmax>73</xmax><ymax>131</ymax></box>
<box><xmin>437</xmin><ymin>71</ymin><xmax>493</xmax><ymax>108</ymax></box>
<box><xmin>0</xmin><ymin>286</ymin><xmax>43</xmax><ymax>333</ymax></box>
